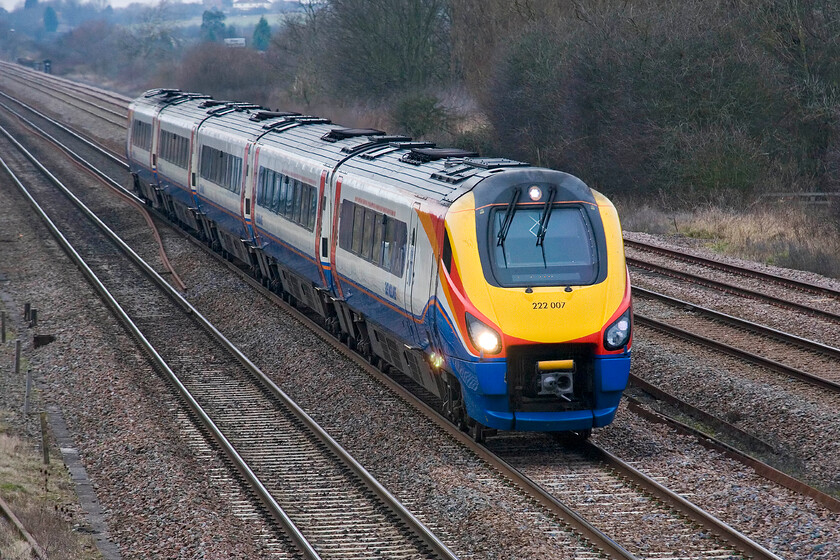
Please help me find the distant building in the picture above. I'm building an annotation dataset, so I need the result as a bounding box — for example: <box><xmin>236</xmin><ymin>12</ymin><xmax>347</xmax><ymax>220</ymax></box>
<box><xmin>233</xmin><ymin>0</ymin><xmax>271</xmax><ymax>10</ymax></box>
<box><xmin>224</xmin><ymin>37</ymin><xmax>247</xmax><ymax>48</ymax></box>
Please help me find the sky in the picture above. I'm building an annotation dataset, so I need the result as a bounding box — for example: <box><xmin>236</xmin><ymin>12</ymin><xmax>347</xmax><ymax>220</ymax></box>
<box><xmin>1</xmin><ymin>0</ymin><xmax>200</xmax><ymax>13</ymax></box>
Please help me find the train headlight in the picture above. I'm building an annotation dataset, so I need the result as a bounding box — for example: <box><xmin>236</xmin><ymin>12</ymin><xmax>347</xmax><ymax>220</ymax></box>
<box><xmin>466</xmin><ymin>313</ymin><xmax>502</xmax><ymax>354</ymax></box>
<box><xmin>604</xmin><ymin>308</ymin><xmax>631</xmax><ymax>350</ymax></box>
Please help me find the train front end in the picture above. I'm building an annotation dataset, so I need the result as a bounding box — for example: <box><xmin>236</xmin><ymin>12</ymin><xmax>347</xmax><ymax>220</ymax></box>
<box><xmin>438</xmin><ymin>168</ymin><xmax>631</xmax><ymax>433</ymax></box>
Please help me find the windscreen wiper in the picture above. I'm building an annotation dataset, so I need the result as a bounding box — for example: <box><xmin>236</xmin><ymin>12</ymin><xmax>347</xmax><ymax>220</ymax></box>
<box><xmin>496</xmin><ymin>188</ymin><xmax>521</xmax><ymax>246</ymax></box>
<box><xmin>535</xmin><ymin>186</ymin><xmax>556</xmax><ymax>246</ymax></box>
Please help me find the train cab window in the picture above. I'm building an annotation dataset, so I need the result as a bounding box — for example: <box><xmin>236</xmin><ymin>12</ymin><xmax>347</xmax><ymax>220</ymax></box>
<box><xmin>338</xmin><ymin>200</ymin><xmax>407</xmax><ymax>277</ymax></box>
<box><xmin>131</xmin><ymin>120</ymin><xmax>152</xmax><ymax>151</ymax></box>
<box><xmin>490</xmin><ymin>205</ymin><xmax>598</xmax><ymax>286</ymax></box>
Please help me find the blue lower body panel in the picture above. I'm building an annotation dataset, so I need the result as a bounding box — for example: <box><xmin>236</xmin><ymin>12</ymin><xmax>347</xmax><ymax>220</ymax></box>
<box><xmin>450</xmin><ymin>352</ymin><xmax>631</xmax><ymax>432</ymax></box>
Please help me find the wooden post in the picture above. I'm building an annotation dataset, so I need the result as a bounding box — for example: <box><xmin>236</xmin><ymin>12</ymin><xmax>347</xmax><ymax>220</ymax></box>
<box><xmin>40</xmin><ymin>412</ymin><xmax>50</xmax><ymax>465</ymax></box>
<box><xmin>23</xmin><ymin>303</ymin><xmax>30</xmax><ymax>321</ymax></box>
<box><xmin>1</xmin><ymin>310</ymin><xmax>6</xmax><ymax>343</ymax></box>
<box><xmin>30</xmin><ymin>309</ymin><xmax>37</xmax><ymax>328</ymax></box>
<box><xmin>24</xmin><ymin>369</ymin><xmax>32</xmax><ymax>417</ymax></box>
<box><xmin>14</xmin><ymin>339</ymin><xmax>21</xmax><ymax>376</ymax></box>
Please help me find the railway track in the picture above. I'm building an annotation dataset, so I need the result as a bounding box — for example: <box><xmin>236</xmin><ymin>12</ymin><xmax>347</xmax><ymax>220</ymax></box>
<box><xmin>0</xmin><ymin>61</ymin><xmax>128</xmax><ymax>128</ymax></box>
<box><xmin>0</xmin><ymin>93</ymin><xmax>620</xmax><ymax>559</ymax></box>
<box><xmin>634</xmin><ymin>287</ymin><xmax>840</xmax><ymax>391</ymax></box>
<box><xmin>625</xmin><ymin>238</ymin><xmax>840</xmax><ymax>300</ymax></box>
<box><xmin>0</xmin><ymin>78</ymin><xmax>828</xmax><ymax>558</ymax></box>
<box><xmin>626</xmin><ymin>239</ymin><xmax>840</xmax><ymax>322</ymax></box>
<box><xmin>0</xmin><ymin>121</ymin><xmax>457</xmax><ymax>559</ymax></box>
<box><xmin>0</xmin><ymin>60</ymin><xmax>132</xmax><ymax>108</ymax></box>
<box><xmin>216</xmin><ymin>249</ymin><xmax>781</xmax><ymax>560</ymax></box>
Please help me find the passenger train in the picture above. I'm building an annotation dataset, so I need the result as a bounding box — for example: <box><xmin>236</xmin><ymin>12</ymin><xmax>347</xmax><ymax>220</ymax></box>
<box><xmin>127</xmin><ymin>89</ymin><xmax>632</xmax><ymax>440</ymax></box>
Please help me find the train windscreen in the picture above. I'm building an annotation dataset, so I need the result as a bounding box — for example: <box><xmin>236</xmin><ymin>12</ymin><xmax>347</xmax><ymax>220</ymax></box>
<box><xmin>490</xmin><ymin>205</ymin><xmax>598</xmax><ymax>286</ymax></box>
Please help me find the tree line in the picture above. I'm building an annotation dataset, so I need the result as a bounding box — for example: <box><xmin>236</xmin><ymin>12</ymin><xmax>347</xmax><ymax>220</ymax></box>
<box><xmin>3</xmin><ymin>0</ymin><xmax>839</xmax><ymax>205</ymax></box>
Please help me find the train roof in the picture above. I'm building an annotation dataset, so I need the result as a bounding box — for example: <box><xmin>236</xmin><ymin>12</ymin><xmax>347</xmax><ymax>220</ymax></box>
<box><xmin>130</xmin><ymin>90</ymin><xmax>585</xmax><ymax>206</ymax></box>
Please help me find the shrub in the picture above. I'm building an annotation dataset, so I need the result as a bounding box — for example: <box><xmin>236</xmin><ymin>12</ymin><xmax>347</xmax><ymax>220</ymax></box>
<box><xmin>391</xmin><ymin>94</ymin><xmax>450</xmax><ymax>138</ymax></box>
<box><xmin>173</xmin><ymin>43</ymin><xmax>280</xmax><ymax>105</ymax></box>
<box><xmin>483</xmin><ymin>1</ymin><xmax>840</xmax><ymax>205</ymax></box>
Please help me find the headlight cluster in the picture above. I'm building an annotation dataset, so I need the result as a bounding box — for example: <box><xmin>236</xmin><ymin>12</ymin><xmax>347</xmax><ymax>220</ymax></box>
<box><xmin>604</xmin><ymin>308</ymin><xmax>631</xmax><ymax>350</ymax></box>
<box><xmin>466</xmin><ymin>313</ymin><xmax>502</xmax><ymax>354</ymax></box>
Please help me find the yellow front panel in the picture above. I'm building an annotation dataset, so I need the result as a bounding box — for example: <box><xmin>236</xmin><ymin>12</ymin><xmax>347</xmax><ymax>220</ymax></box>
<box><xmin>446</xmin><ymin>190</ymin><xmax>626</xmax><ymax>344</ymax></box>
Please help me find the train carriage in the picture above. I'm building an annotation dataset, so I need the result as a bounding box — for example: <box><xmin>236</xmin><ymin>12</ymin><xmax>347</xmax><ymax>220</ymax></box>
<box><xmin>127</xmin><ymin>89</ymin><xmax>632</xmax><ymax>439</ymax></box>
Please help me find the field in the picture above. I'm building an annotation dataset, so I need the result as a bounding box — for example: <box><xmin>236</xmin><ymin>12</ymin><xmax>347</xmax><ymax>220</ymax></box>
<box><xmin>0</xmin><ymin>427</ymin><xmax>100</xmax><ymax>559</ymax></box>
<box><xmin>617</xmin><ymin>201</ymin><xmax>840</xmax><ymax>279</ymax></box>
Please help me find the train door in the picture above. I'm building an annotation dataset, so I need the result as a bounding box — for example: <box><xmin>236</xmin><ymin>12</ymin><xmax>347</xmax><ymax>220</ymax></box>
<box><xmin>403</xmin><ymin>202</ymin><xmax>422</xmax><ymax>344</ymax></box>
<box><xmin>150</xmin><ymin>113</ymin><xmax>160</xmax><ymax>183</ymax></box>
<box><xmin>240</xmin><ymin>142</ymin><xmax>257</xmax><ymax>243</ymax></box>
<box><xmin>188</xmin><ymin>123</ymin><xmax>201</xmax><ymax>209</ymax></box>
<box><xmin>316</xmin><ymin>169</ymin><xmax>332</xmax><ymax>291</ymax></box>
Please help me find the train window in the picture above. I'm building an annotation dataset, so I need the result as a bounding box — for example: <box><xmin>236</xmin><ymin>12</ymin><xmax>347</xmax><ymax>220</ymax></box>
<box><xmin>339</xmin><ymin>202</ymin><xmax>355</xmax><ymax>251</ymax></box>
<box><xmin>131</xmin><ymin>120</ymin><xmax>152</xmax><ymax>151</ymax></box>
<box><xmin>269</xmin><ymin>171</ymin><xmax>278</xmax><ymax>210</ymax></box>
<box><xmin>199</xmin><ymin>145</ymin><xmax>243</xmax><ymax>194</ymax></box>
<box><xmin>338</xmin><ymin>200</ymin><xmax>407</xmax><ymax>277</ymax></box>
<box><xmin>300</xmin><ymin>185</ymin><xmax>310</xmax><ymax>228</ymax></box>
<box><xmin>275</xmin><ymin>173</ymin><xmax>286</xmax><ymax>214</ymax></box>
<box><xmin>256</xmin><ymin>167</ymin><xmax>317</xmax><ymax>231</ymax></box>
<box><xmin>351</xmin><ymin>204</ymin><xmax>365</xmax><ymax>254</ymax></box>
<box><xmin>309</xmin><ymin>192</ymin><xmax>318</xmax><ymax>231</ymax></box>
<box><xmin>385</xmin><ymin>217</ymin><xmax>407</xmax><ymax>275</ymax></box>
<box><xmin>372</xmin><ymin>214</ymin><xmax>385</xmax><ymax>266</ymax></box>
<box><xmin>159</xmin><ymin>131</ymin><xmax>189</xmax><ymax>169</ymax></box>
<box><xmin>361</xmin><ymin>208</ymin><xmax>375</xmax><ymax>260</ymax></box>
<box><xmin>280</xmin><ymin>176</ymin><xmax>290</xmax><ymax>216</ymax></box>
<box><xmin>442</xmin><ymin>229</ymin><xmax>453</xmax><ymax>274</ymax></box>
<box><xmin>292</xmin><ymin>180</ymin><xmax>303</xmax><ymax>224</ymax></box>
<box><xmin>490</xmin><ymin>205</ymin><xmax>598</xmax><ymax>286</ymax></box>
<box><xmin>383</xmin><ymin>217</ymin><xmax>395</xmax><ymax>270</ymax></box>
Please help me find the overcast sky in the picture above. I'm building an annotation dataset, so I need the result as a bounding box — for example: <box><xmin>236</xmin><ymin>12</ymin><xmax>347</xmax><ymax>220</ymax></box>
<box><xmin>1</xmin><ymin>0</ymin><xmax>200</xmax><ymax>13</ymax></box>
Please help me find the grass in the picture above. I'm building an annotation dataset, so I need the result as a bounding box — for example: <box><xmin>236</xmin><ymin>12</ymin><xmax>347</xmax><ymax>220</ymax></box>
<box><xmin>0</xmin><ymin>426</ymin><xmax>102</xmax><ymax>560</ymax></box>
<box><xmin>616</xmin><ymin>200</ymin><xmax>840</xmax><ymax>279</ymax></box>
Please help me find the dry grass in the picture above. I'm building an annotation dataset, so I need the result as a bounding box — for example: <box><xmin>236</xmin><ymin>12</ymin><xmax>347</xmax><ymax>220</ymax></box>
<box><xmin>616</xmin><ymin>201</ymin><xmax>840</xmax><ymax>279</ymax></box>
<box><xmin>0</xmin><ymin>427</ymin><xmax>102</xmax><ymax>560</ymax></box>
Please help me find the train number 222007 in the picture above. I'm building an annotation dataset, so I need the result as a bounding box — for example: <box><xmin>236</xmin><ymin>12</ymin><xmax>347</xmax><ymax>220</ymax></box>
<box><xmin>532</xmin><ymin>301</ymin><xmax>566</xmax><ymax>310</ymax></box>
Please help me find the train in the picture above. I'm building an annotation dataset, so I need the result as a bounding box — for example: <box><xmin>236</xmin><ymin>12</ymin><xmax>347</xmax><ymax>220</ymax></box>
<box><xmin>126</xmin><ymin>89</ymin><xmax>632</xmax><ymax>440</ymax></box>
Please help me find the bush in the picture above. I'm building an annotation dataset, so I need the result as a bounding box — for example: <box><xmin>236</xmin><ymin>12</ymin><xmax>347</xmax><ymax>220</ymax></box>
<box><xmin>172</xmin><ymin>43</ymin><xmax>280</xmax><ymax>105</ymax></box>
<box><xmin>391</xmin><ymin>94</ymin><xmax>450</xmax><ymax>138</ymax></box>
<box><xmin>483</xmin><ymin>1</ymin><xmax>840</xmax><ymax>206</ymax></box>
